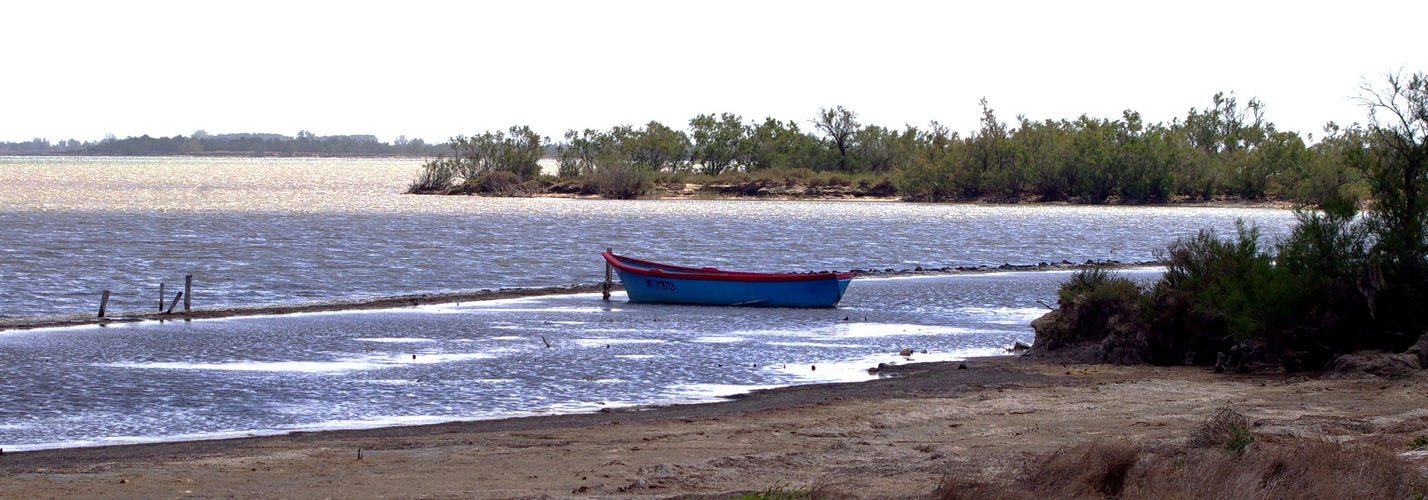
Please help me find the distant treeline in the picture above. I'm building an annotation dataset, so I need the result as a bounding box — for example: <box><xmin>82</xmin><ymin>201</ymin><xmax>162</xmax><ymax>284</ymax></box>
<box><xmin>411</xmin><ymin>93</ymin><xmax>1368</xmax><ymax>205</ymax></box>
<box><xmin>0</xmin><ymin>131</ymin><xmax>447</xmax><ymax>157</ymax></box>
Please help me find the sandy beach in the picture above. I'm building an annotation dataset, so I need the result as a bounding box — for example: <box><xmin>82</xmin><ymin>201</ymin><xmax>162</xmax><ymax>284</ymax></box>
<box><xmin>3</xmin><ymin>356</ymin><xmax>1424</xmax><ymax>499</ymax></box>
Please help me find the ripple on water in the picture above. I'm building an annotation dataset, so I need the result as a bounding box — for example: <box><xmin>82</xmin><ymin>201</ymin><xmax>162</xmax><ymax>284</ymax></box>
<box><xmin>0</xmin><ymin>273</ymin><xmax>1087</xmax><ymax>450</ymax></box>
<box><xmin>1</xmin><ymin>157</ymin><xmax>1292</xmax><ymax>318</ymax></box>
<box><xmin>101</xmin><ymin>352</ymin><xmax>499</xmax><ymax>373</ymax></box>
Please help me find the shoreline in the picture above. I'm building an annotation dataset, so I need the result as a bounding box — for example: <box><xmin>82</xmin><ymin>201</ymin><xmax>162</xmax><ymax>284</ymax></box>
<box><xmin>7</xmin><ymin>154</ymin><xmax>1305</xmax><ymax>209</ymax></box>
<box><xmin>3</xmin><ymin>356</ymin><xmax>1424</xmax><ymax>498</ymax></box>
<box><xmin>0</xmin><ymin>262</ymin><xmax>1161</xmax><ymax>333</ymax></box>
<box><xmin>541</xmin><ymin>192</ymin><xmax>1300</xmax><ymax>209</ymax></box>
<box><xmin>0</xmin><ymin>358</ymin><xmax>1055</xmax><ymax>459</ymax></box>
<box><xmin>532</xmin><ymin>185</ymin><xmax>1300</xmax><ymax>209</ymax></box>
<box><xmin>0</xmin><ymin>359</ymin><xmax>987</xmax><ymax>456</ymax></box>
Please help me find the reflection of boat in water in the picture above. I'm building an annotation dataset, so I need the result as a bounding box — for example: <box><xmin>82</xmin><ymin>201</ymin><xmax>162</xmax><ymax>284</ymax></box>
<box><xmin>601</xmin><ymin>251</ymin><xmax>856</xmax><ymax>307</ymax></box>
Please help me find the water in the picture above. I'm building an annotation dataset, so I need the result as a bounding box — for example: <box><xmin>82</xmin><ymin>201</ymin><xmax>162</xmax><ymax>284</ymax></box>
<box><xmin>0</xmin><ymin>271</ymin><xmax>1154</xmax><ymax>451</ymax></box>
<box><xmin>0</xmin><ymin>156</ymin><xmax>1297</xmax><ymax>318</ymax></box>
<box><xmin>0</xmin><ymin>156</ymin><xmax>1298</xmax><ymax>450</ymax></box>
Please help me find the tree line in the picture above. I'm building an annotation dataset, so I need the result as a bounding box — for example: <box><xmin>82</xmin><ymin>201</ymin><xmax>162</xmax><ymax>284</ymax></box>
<box><xmin>0</xmin><ymin>137</ymin><xmax>101</xmax><ymax>154</ymax></box>
<box><xmin>412</xmin><ymin>93</ymin><xmax>1371</xmax><ymax>206</ymax></box>
<box><xmin>1</xmin><ymin>131</ymin><xmax>447</xmax><ymax>157</ymax></box>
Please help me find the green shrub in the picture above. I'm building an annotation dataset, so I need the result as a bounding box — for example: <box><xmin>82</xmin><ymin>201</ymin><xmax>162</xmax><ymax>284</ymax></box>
<box><xmin>1145</xmin><ymin>222</ymin><xmax>1281</xmax><ymax>364</ymax></box>
<box><xmin>1058</xmin><ymin>267</ymin><xmax>1142</xmax><ymax>306</ymax></box>
<box><xmin>587</xmin><ymin>159</ymin><xmax>650</xmax><ymax>199</ymax></box>
<box><xmin>473</xmin><ymin>171</ymin><xmax>538</xmax><ymax>197</ymax></box>
<box><xmin>405</xmin><ymin>157</ymin><xmax>454</xmax><ymax>193</ymax></box>
<box><xmin>814</xmin><ymin>171</ymin><xmax>853</xmax><ymax>188</ymax></box>
<box><xmin>896</xmin><ymin>156</ymin><xmax>962</xmax><ymax>201</ymax></box>
<box><xmin>1030</xmin><ymin>268</ymin><xmax>1150</xmax><ymax>363</ymax></box>
<box><xmin>1223</xmin><ymin>423</ymin><xmax>1256</xmax><ymax>455</ymax></box>
<box><xmin>1269</xmin><ymin>201</ymin><xmax>1379</xmax><ymax>358</ymax></box>
<box><xmin>1143</xmin><ymin>205</ymin><xmax>1405</xmax><ymax>368</ymax></box>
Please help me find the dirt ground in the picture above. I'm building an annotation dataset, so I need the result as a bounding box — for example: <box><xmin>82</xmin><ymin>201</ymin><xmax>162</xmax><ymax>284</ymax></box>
<box><xmin>2</xmin><ymin>356</ymin><xmax>1426</xmax><ymax>499</ymax></box>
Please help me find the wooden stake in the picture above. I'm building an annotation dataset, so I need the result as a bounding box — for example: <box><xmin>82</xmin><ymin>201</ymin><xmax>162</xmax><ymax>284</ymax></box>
<box><xmin>159</xmin><ymin>282</ymin><xmax>165</xmax><ymax>312</ymax></box>
<box><xmin>183</xmin><ymin>275</ymin><xmax>192</xmax><ymax>312</ymax></box>
<box><xmin>167</xmin><ymin>292</ymin><xmax>183</xmax><ymax>314</ymax></box>
<box><xmin>98</xmin><ymin>290</ymin><xmax>110</xmax><ymax>318</ymax></box>
<box><xmin>602</xmin><ymin>247</ymin><xmax>612</xmax><ymax>301</ymax></box>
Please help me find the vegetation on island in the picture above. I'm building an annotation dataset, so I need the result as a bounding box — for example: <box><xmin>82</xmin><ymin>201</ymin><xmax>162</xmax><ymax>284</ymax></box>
<box><xmin>1030</xmin><ymin>71</ymin><xmax>1428</xmax><ymax>373</ymax></box>
<box><xmin>409</xmin><ymin>90</ymin><xmax>1377</xmax><ymax>206</ymax></box>
<box><xmin>0</xmin><ymin>131</ymin><xmax>446</xmax><ymax>157</ymax></box>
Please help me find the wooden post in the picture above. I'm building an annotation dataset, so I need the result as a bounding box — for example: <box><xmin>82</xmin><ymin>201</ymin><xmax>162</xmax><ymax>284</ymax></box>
<box><xmin>183</xmin><ymin>275</ymin><xmax>193</xmax><ymax>312</ymax></box>
<box><xmin>167</xmin><ymin>292</ymin><xmax>183</xmax><ymax>314</ymax></box>
<box><xmin>98</xmin><ymin>290</ymin><xmax>110</xmax><ymax>318</ymax></box>
<box><xmin>602</xmin><ymin>248</ymin><xmax>612</xmax><ymax>301</ymax></box>
<box><xmin>159</xmin><ymin>282</ymin><xmax>165</xmax><ymax>312</ymax></box>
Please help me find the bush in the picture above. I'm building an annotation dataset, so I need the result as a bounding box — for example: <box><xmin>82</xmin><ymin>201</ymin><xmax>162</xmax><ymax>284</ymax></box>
<box><xmin>1269</xmin><ymin>201</ymin><xmax>1381</xmax><ymax>360</ymax></box>
<box><xmin>1057</xmin><ymin>267</ymin><xmax>1142</xmax><ymax>305</ymax></box>
<box><xmin>812</xmin><ymin>171</ymin><xmax>853</xmax><ymax>188</ymax></box>
<box><xmin>1188</xmin><ymin>406</ymin><xmax>1256</xmax><ymax>455</ymax></box>
<box><xmin>1040</xmin><ymin>206</ymin><xmax>1417</xmax><ymax>370</ymax></box>
<box><xmin>896</xmin><ymin>156</ymin><xmax>962</xmax><ymax>201</ymax></box>
<box><xmin>405</xmin><ymin>158</ymin><xmax>454</xmax><ymax>193</ymax></box>
<box><xmin>1142</xmin><ymin>222</ymin><xmax>1288</xmax><ymax>365</ymax></box>
<box><xmin>473</xmin><ymin>171</ymin><xmax>540</xmax><ymax>197</ymax></box>
<box><xmin>1145</xmin><ymin>208</ymin><xmax>1410</xmax><ymax>369</ymax></box>
<box><xmin>587</xmin><ymin>160</ymin><xmax>650</xmax><ymax>199</ymax></box>
<box><xmin>1028</xmin><ymin>268</ymin><xmax>1149</xmax><ymax>364</ymax></box>
<box><xmin>855</xmin><ymin>177</ymin><xmax>898</xmax><ymax>197</ymax></box>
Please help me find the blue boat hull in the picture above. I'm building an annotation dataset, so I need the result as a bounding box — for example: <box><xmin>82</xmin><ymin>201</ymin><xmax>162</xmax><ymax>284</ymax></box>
<box><xmin>607</xmin><ymin>258</ymin><xmax>854</xmax><ymax>308</ymax></box>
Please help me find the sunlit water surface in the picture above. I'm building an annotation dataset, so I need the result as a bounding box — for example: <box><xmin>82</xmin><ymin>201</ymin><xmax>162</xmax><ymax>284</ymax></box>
<box><xmin>0</xmin><ymin>271</ymin><xmax>1161</xmax><ymax>450</ymax></box>
<box><xmin>1</xmin><ymin>156</ymin><xmax>1296</xmax><ymax>318</ymax></box>
<box><xmin>0</xmin><ymin>157</ymin><xmax>1296</xmax><ymax>450</ymax></box>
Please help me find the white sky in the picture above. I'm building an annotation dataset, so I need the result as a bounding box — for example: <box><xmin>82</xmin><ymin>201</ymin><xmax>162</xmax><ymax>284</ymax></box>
<box><xmin>1</xmin><ymin>0</ymin><xmax>1423</xmax><ymax>144</ymax></box>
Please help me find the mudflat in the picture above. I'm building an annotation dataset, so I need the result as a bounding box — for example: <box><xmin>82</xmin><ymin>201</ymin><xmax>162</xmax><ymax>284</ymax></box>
<box><xmin>2</xmin><ymin>356</ymin><xmax>1425</xmax><ymax>499</ymax></box>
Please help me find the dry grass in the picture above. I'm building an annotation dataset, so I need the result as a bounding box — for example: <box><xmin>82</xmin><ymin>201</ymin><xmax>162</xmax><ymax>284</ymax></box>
<box><xmin>700</xmin><ymin>482</ymin><xmax>855</xmax><ymax>500</ymax></box>
<box><xmin>1187</xmin><ymin>405</ymin><xmax>1255</xmax><ymax>453</ymax></box>
<box><xmin>932</xmin><ymin>438</ymin><xmax>1427</xmax><ymax>500</ymax></box>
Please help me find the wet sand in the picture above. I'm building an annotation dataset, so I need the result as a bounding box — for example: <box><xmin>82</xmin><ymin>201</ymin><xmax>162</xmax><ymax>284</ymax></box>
<box><xmin>3</xmin><ymin>356</ymin><xmax>1425</xmax><ymax>499</ymax></box>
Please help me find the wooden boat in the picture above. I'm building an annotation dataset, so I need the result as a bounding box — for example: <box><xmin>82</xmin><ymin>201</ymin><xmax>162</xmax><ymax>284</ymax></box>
<box><xmin>601</xmin><ymin>251</ymin><xmax>855</xmax><ymax>307</ymax></box>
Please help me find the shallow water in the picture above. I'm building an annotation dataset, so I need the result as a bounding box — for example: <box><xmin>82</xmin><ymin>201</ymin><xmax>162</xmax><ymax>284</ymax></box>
<box><xmin>0</xmin><ymin>156</ymin><xmax>1294</xmax><ymax>450</ymax></box>
<box><xmin>0</xmin><ymin>156</ymin><xmax>1296</xmax><ymax>318</ymax></box>
<box><xmin>0</xmin><ymin>270</ymin><xmax>1164</xmax><ymax>451</ymax></box>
